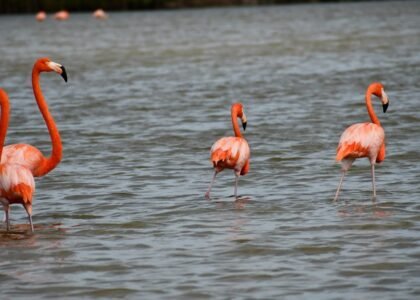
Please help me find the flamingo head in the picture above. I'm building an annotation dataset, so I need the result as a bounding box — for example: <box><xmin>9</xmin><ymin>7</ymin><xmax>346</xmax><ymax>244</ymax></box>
<box><xmin>35</xmin><ymin>57</ymin><xmax>67</xmax><ymax>82</ymax></box>
<box><xmin>370</xmin><ymin>82</ymin><xmax>389</xmax><ymax>113</ymax></box>
<box><xmin>232</xmin><ymin>103</ymin><xmax>247</xmax><ymax>130</ymax></box>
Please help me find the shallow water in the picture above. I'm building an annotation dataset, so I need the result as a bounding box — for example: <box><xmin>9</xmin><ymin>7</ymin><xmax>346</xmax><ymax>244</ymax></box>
<box><xmin>0</xmin><ymin>1</ymin><xmax>420</xmax><ymax>298</ymax></box>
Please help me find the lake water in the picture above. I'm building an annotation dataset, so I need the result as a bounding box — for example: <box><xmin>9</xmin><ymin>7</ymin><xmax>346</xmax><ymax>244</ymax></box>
<box><xmin>0</xmin><ymin>1</ymin><xmax>420</xmax><ymax>298</ymax></box>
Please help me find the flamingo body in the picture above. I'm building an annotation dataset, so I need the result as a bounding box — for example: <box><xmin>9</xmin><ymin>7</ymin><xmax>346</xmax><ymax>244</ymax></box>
<box><xmin>1</xmin><ymin>144</ymin><xmax>44</xmax><ymax>175</ymax></box>
<box><xmin>211</xmin><ymin>137</ymin><xmax>250</xmax><ymax>174</ymax></box>
<box><xmin>336</xmin><ymin>122</ymin><xmax>385</xmax><ymax>165</ymax></box>
<box><xmin>35</xmin><ymin>11</ymin><xmax>46</xmax><ymax>22</ymax></box>
<box><xmin>333</xmin><ymin>82</ymin><xmax>390</xmax><ymax>201</ymax></box>
<box><xmin>0</xmin><ymin>164</ymin><xmax>35</xmax><ymax>206</ymax></box>
<box><xmin>206</xmin><ymin>103</ymin><xmax>250</xmax><ymax>199</ymax></box>
<box><xmin>93</xmin><ymin>9</ymin><xmax>108</xmax><ymax>19</ymax></box>
<box><xmin>54</xmin><ymin>11</ymin><xmax>69</xmax><ymax>21</ymax></box>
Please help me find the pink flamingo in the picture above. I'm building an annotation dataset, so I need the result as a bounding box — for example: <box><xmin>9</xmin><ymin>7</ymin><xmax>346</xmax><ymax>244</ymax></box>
<box><xmin>35</xmin><ymin>11</ymin><xmax>46</xmax><ymax>22</ymax></box>
<box><xmin>334</xmin><ymin>82</ymin><xmax>390</xmax><ymax>201</ymax></box>
<box><xmin>206</xmin><ymin>103</ymin><xmax>250</xmax><ymax>199</ymax></box>
<box><xmin>1</xmin><ymin>58</ymin><xmax>67</xmax><ymax>177</ymax></box>
<box><xmin>93</xmin><ymin>9</ymin><xmax>108</xmax><ymax>19</ymax></box>
<box><xmin>54</xmin><ymin>10</ymin><xmax>69</xmax><ymax>21</ymax></box>
<box><xmin>0</xmin><ymin>89</ymin><xmax>35</xmax><ymax>232</ymax></box>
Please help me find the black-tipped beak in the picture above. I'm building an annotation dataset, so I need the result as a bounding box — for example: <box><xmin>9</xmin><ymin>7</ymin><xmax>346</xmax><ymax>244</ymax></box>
<box><xmin>383</xmin><ymin>101</ymin><xmax>389</xmax><ymax>113</ymax></box>
<box><xmin>60</xmin><ymin>66</ymin><xmax>67</xmax><ymax>82</ymax></box>
<box><xmin>242</xmin><ymin>122</ymin><xmax>247</xmax><ymax>131</ymax></box>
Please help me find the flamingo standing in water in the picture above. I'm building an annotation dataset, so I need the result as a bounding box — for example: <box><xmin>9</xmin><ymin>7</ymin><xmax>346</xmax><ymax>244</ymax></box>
<box><xmin>0</xmin><ymin>90</ymin><xmax>35</xmax><ymax>232</ymax></box>
<box><xmin>54</xmin><ymin>10</ymin><xmax>69</xmax><ymax>21</ymax></box>
<box><xmin>35</xmin><ymin>11</ymin><xmax>47</xmax><ymax>22</ymax></box>
<box><xmin>334</xmin><ymin>82</ymin><xmax>390</xmax><ymax>201</ymax></box>
<box><xmin>93</xmin><ymin>9</ymin><xmax>108</xmax><ymax>19</ymax></box>
<box><xmin>1</xmin><ymin>58</ymin><xmax>67</xmax><ymax>177</ymax></box>
<box><xmin>206</xmin><ymin>103</ymin><xmax>250</xmax><ymax>199</ymax></box>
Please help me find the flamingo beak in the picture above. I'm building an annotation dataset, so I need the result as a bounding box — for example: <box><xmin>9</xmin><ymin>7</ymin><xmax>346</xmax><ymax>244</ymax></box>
<box><xmin>241</xmin><ymin>113</ymin><xmax>247</xmax><ymax>131</ymax></box>
<box><xmin>60</xmin><ymin>66</ymin><xmax>67</xmax><ymax>82</ymax></box>
<box><xmin>381</xmin><ymin>89</ymin><xmax>388</xmax><ymax>113</ymax></box>
<box><xmin>383</xmin><ymin>101</ymin><xmax>389</xmax><ymax>113</ymax></box>
<box><xmin>47</xmin><ymin>61</ymin><xmax>67</xmax><ymax>82</ymax></box>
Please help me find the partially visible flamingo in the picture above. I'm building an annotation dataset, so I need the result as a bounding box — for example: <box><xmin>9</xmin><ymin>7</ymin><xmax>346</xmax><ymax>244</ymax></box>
<box><xmin>0</xmin><ymin>89</ymin><xmax>35</xmax><ymax>232</ymax></box>
<box><xmin>35</xmin><ymin>11</ymin><xmax>46</xmax><ymax>22</ymax></box>
<box><xmin>206</xmin><ymin>103</ymin><xmax>250</xmax><ymax>199</ymax></box>
<box><xmin>334</xmin><ymin>82</ymin><xmax>390</xmax><ymax>201</ymax></box>
<box><xmin>1</xmin><ymin>58</ymin><xmax>67</xmax><ymax>177</ymax></box>
<box><xmin>54</xmin><ymin>10</ymin><xmax>69</xmax><ymax>21</ymax></box>
<box><xmin>93</xmin><ymin>9</ymin><xmax>108</xmax><ymax>19</ymax></box>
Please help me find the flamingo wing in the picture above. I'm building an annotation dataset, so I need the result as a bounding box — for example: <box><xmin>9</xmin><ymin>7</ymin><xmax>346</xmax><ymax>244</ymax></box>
<box><xmin>210</xmin><ymin>137</ymin><xmax>250</xmax><ymax>172</ymax></box>
<box><xmin>336</xmin><ymin>123</ymin><xmax>385</xmax><ymax>162</ymax></box>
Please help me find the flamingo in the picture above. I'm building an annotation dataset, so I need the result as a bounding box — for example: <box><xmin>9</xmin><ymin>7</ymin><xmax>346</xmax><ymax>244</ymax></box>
<box><xmin>205</xmin><ymin>103</ymin><xmax>250</xmax><ymax>199</ymax></box>
<box><xmin>0</xmin><ymin>89</ymin><xmax>36</xmax><ymax>232</ymax></box>
<box><xmin>0</xmin><ymin>57</ymin><xmax>67</xmax><ymax>177</ymax></box>
<box><xmin>35</xmin><ymin>11</ymin><xmax>46</xmax><ymax>22</ymax></box>
<box><xmin>54</xmin><ymin>10</ymin><xmax>69</xmax><ymax>21</ymax></box>
<box><xmin>334</xmin><ymin>82</ymin><xmax>390</xmax><ymax>201</ymax></box>
<box><xmin>93</xmin><ymin>9</ymin><xmax>108</xmax><ymax>19</ymax></box>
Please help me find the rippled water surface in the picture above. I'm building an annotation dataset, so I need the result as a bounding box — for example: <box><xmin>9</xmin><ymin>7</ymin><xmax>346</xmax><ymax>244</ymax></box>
<box><xmin>0</xmin><ymin>1</ymin><xmax>420</xmax><ymax>298</ymax></box>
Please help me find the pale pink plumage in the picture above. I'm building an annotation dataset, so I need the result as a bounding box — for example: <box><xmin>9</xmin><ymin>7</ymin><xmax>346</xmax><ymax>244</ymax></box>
<box><xmin>1</xmin><ymin>144</ymin><xmax>44</xmax><ymax>174</ymax></box>
<box><xmin>35</xmin><ymin>11</ymin><xmax>46</xmax><ymax>22</ymax></box>
<box><xmin>336</xmin><ymin>123</ymin><xmax>385</xmax><ymax>164</ymax></box>
<box><xmin>211</xmin><ymin>137</ymin><xmax>250</xmax><ymax>174</ymax></box>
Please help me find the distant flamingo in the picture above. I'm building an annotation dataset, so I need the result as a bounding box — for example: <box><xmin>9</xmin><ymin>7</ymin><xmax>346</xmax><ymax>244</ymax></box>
<box><xmin>206</xmin><ymin>103</ymin><xmax>250</xmax><ymax>199</ymax></box>
<box><xmin>35</xmin><ymin>11</ymin><xmax>46</xmax><ymax>22</ymax></box>
<box><xmin>0</xmin><ymin>89</ymin><xmax>35</xmax><ymax>232</ymax></box>
<box><xmin>93</xmin><ymin>9</ymin><xmax>108</xmax><ymax>19</ymax></box>
<box><xmin>334</xmin><ymin>82</ymin><xmax>390</xmax><ymax>201</ymax></box>
<box><xmin>1</xmin><ymin>58</ymin><xmax>67</xmax><ymax>177</ymax></box>
<box><xmin>54</xmin><ymin>10</ymin><xmax>69</xmax><ymax>21</ymax></box>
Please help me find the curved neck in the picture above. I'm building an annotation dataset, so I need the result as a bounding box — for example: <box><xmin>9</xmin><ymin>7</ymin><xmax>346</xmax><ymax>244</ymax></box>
<box><xmin>0</xmin><ymin>91</ymin><xmax>10</xmax><ymax>159</ymax></box>
<box><xmin>231</xmin><ymin>110</ymin><xmax>242</xmax><ymax>138</ymax></box>
<box><xmin>32</xmin><ymin>68</ymin><xmax>62</xmax><ymax>175</ymax></box>
<box><xmin>365</xmin><ymin>87</ymin><xmax>381</xmax><ymax>126</ymax></box>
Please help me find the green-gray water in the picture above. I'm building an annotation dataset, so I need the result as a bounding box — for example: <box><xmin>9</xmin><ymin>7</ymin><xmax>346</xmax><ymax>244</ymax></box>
<box><xmin>0</xmin><ymin>1</ymin><xmax>420</xmax><ymax>298</ymax></box>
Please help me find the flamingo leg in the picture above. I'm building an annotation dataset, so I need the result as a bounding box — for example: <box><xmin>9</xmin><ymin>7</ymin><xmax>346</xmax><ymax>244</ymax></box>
<box><xmin>234</xmin><ymin>174</ymin><xmax>239</xmax><ymax>198</ymax></box>
<box><xmin>24</xmin><ymin>205</ymin><xmax>34</xmax><ymax>233</ymax></box>
<box><xmin>333</xmin><ymin>171</ymin><xmax>346</xmax><ymax>202</ymax></box>
<box><xmin>28</xmin><ymin>215</ymin><xmax>34</xmax><ymax>233</ymax></box>
<box><xmin>371</xmin><ymin>163</ymin><xmax>376</xmax><ymax>200</ymax></box>
<box><xmin>2</xmin><ymin>209</ymin><xmax>7</xmax><ymax>223</ymax></box>
<box><xmin>5</xmin><ymin>206</ymin><xmax>10</xmax><ymax>231</ymax></box>
<box><xmin>205</xmin><ymin>171</ymin><xmax>218</xmax><ymax>199</ymax></box>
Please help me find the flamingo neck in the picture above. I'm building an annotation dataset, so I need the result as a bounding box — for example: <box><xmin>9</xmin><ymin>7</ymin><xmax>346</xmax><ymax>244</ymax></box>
<box><xmin>231</xmin><ymin>110</ymin><xmax>242</xmax><ymax>138</ymax></box>
<box><xmin>0</xmin><ymin>91</ymin><xmax>10</xmax><ymax>159</ymax></box>
<box><xmin>32</xmin><ymin>68</ymin><xmax>62</xmax><ymax>175</ymax></box>
<box><xmin>365</xmin><ymin>86</ymin><xmax>381</xmax><ymax>126</ymax></box>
